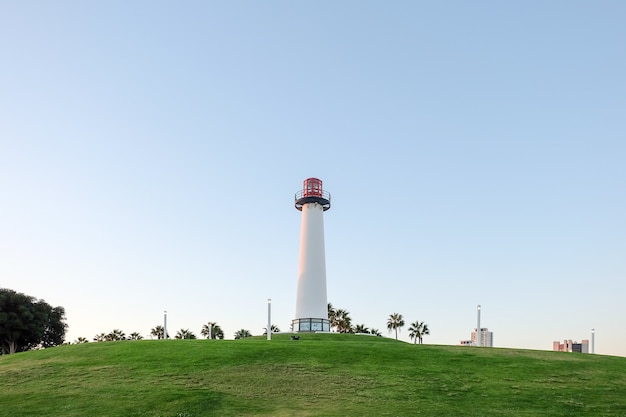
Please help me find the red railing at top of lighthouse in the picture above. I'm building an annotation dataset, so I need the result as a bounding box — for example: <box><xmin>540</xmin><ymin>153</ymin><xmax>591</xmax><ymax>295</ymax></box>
<box><xmin>294</xmin><ymin>178</ymin><xmax>331</xmax><ymax>211</ymax></box>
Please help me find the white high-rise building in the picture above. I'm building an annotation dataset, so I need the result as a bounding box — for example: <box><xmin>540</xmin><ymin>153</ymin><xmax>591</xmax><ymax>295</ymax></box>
<box><xmin>470</xmin><ymin>328</ymin><xmax>493</xmax><ymax>347</ymax></box>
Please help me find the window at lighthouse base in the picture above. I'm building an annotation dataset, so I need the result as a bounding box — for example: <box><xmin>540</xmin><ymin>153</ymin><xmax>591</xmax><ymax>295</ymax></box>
<box><xmin>292</xmin><ymin>318</ymin><xmax>331</xmax><ymax>333</ymax></box>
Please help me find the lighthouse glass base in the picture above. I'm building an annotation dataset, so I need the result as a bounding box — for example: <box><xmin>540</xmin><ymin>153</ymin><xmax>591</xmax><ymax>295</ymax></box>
<box><xmin>292</xmin><ymin>318</ymin><xmax>331</xmax><ymax>333</ymax></box>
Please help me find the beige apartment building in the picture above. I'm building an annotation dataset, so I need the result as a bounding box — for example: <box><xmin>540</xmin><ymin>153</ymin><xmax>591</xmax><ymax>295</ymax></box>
<box><xmin>553</xmin><ymin>339</ymin><xmax>589</xmax><ymax>353</ymax></box>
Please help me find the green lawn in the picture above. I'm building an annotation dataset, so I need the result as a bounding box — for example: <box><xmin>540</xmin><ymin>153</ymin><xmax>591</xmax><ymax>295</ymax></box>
<box><xmin>1</xmin><ymin>333</ymin><xmax>625</xmax><ymax>416</ymax></box>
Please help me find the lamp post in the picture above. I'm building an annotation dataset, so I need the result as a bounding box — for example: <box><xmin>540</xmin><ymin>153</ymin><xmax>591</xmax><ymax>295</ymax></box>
<box><xmin>164</xmin><ymin>310</ymin><xmax>167</xmax><ymax>340</ymax></box>
<box><xmin>476</xmin><ymin>305</ymin><xmax>481</xmax><ymax>347</ymax></box>
<box><xmin>591</xmin><ymin>329</ymin><xmax>595</xmax><ymax>354</ymax></box>
<box><xmin>267</xmin><ymin>299</ymin><xmax>272</xmax><ymax>341</ymax></box>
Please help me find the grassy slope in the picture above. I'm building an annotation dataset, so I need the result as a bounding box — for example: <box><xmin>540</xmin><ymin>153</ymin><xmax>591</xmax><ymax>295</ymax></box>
<box><xmin>1</xmin><ymin>333</ymin><xmax>625</xmax><ymax>417</ymax></box>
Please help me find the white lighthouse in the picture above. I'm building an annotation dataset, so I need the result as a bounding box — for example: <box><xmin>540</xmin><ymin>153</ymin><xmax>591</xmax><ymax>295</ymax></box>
<box><xmin>292</xmin><ymin>178</ymin><xmax>331</xmax><ymax>332</ymax></box>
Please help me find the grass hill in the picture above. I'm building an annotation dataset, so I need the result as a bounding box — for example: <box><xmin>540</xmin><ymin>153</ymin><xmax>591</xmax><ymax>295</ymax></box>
<box><xmin>1</xmin><ymin>333</ymin><xmax>625</xmax><ymax>416</ymax></box>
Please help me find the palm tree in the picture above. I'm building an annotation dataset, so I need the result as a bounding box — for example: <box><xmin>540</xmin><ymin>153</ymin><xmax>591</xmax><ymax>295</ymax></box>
<box><xmin>333</xmin><ymin>309</ymin><xmax>352</xmax><ymax>333</ymax></box>
<box><xmin>106</xmin><ymin>329</ymin><xmax>126</xmax><ymax>341</ymax></box>
<box><xmin>370</xmin><ymin>328</ymin><xmax>382</xmax><ymax>337</ymax></box>
<box><xmin>212</xmin><ymin>325</ymin><xmax>224</xmax><ymax>340</ymax></box>
<box><xmin>93</xmin><ymin>333</ymin><xmax>107</xmax><ymax>342</ymax></box>
<box><xmin>234</xmin><ymin>329</ymin><xmax>252</xmax><ymax>340</ymax></box>
<box><xmin>128</xmin><ymin>332</ymin><xmax>143</xmax><ymax>341</ymax></box>
<box><xmin>408</xmin><ymin>321</ymin><xmax>430</xmax><ymax>344</ymax></box>
<box><xmin>419</xmin><ymin>323</ymin><xmax>430</xmax><ymax>344</ymax></box>
<box><xmin>354</xmin><ymin>324</ymin><xmax>369</xmax><ymax>334</ymax></box>
<box><xmin>387</xmin><ymin>313</ymin><xmax>405</xmax><ymax>340</ymax></box>
<box><xmin>263</xmin><ymin>324</ymin><xmax>280</xmax><ymax>335</ymax></box>
<box><xmin>201</xmin><ymin>322</ymin><xmax>224</xmax><ymax>339</ymax></box>
<box><xmin>408</xmin><ymin>321</ymin><xmax>423</xmax><ymax>344</ymax></box>
<box><xmin>328</xmin><ymin>303</ymin><xmax>336</xmax><ymax>325</ymax></box>
<box><xmin>175</xmin><ymin>329</ymin><xmax>197</xmax><ymax>339</ymax></box>
<box><xmin>75</xmin><ymin>337</ymin><xmax>89</xmax><ymax>344</ymax></box>
<box><xmin>151</xmin><ymin>325</ymin><xmax>165</xmax><ymax>340</ymax></box>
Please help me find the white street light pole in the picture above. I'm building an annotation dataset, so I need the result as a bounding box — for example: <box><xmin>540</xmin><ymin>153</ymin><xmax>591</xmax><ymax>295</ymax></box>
<box><xmin>592</xmin><ymin>329</ymin><xmax>595</xmax><ymax>354</ymax></box>
<box><xmin>267</xmin><ymin>299</ymin><xmax>272</xmax><ymax>341</ymax></box>
<box><xmin>164</xmin><ymin>310</ymin><xmax>167</xmax><ymax>340</ymax></box>
<box><xmin>476</xmin><ymin>305</ymin><xmax>481</xmax><ymax>347</ymax></box>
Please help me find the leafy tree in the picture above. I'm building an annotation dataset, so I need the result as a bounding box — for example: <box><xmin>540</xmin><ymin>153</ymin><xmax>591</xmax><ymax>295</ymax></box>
<box><xmin>201</xmin><ymin>322</ymin><xmax>224</xmax><ymax>340</ymax></box>
<box><xmin>175</xmin><ymin>329</ymin><xmax>197</xmax><ymax>339</ymax></box>
<box><xmin>234</xmin><ymin>329</ymin><xmax>251</xmax><ymax>339</ymax></box>
<box><xmin>370</xmin><ymin>328</ymin><xmax>382</xmax><ymax>337</ymax></box>
<box><xmin>262</xmin><ymin>324</ymin><xmax>280</xmax><ymax>335</ymax></box>
<box><xmin>354</xmin><ymin>324</ymin><xmax>369</xmax><ymax>334</ymax></box>
<box><xmin>128</xmin><ymin>332</ymin><xmax>143</xmax><ymax>341</ymax></box>
<box><xmin>0</xmin><ymin>289</ymin><xmax>67</xmax><ymax>354</ymax></box>
<box><xmin>387</xmin><ymin>313</ymin><xmax>405</xmax><ymax>340</ymax></box>
<box><xmin>40</xmin><ymin>306</ymin><xmax>67</xmax><ymax>348</ymax></box>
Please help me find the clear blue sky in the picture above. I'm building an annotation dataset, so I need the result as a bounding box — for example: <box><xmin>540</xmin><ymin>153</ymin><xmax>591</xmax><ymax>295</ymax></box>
<box><xmin>1</xmin><ymin>2</ymin><xmax>624</xmax><ymax>356</ymax></box>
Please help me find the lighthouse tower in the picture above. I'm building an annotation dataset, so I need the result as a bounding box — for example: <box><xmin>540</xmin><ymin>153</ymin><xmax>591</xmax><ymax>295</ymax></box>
<box><xmin>292</xmin><ymin>178</ymin><xmax>331</xmax><ymax>332</ymax></box>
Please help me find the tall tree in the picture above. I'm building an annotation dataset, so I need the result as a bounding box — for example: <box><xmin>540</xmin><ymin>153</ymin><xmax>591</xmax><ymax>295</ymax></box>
<box><xmin>328</xmin><ymin>303</ymin><xmax>336</xmax><ymax>325</ymax></box>
<box><xmin>387</xmin><ymin>313</ymin><xmax>405</xmax><ymax>340</ymax></box>
<box><xmin>201</xmin><ymin>322</ymin><xmax>224</xmax><ymax>340</ymax></box>
<box><xmin>0</xmin><ymin>289</ymin><xmax>67</xmax><ymax>354</ymax></box>
<box><xmin>234</xmin><ymin>329</ymin><xmax>251</xmax><ymax>339</ymax></box>
<box><xmin>40</xmin><ymin>306</ymin><xmax>67</xmax><ymax>348</ymax></box>
<box><xmin>408</xmin><ymin>321</ymin><xmax>424</xmax><ymax>345</ymax></box>
<box><xmin>419</xmin><ymin>323</ymin><xmax>430</xmax><ymax>344</ymax></box>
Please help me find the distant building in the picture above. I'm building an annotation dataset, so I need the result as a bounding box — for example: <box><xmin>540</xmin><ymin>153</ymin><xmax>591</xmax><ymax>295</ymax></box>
<box><xmin>472</xmin><ymin>328</ymin><xmax>493</xmax><ymax>347</ymax></box>
<box><xmin>553</xmin><ymin>339</ymin><xmax>589</xmax><ymax>353</ymax></box>
<box><xmin>459</xmin><ymin>328</ymin><xmax>493</xmax><ymax>347</ymax></box>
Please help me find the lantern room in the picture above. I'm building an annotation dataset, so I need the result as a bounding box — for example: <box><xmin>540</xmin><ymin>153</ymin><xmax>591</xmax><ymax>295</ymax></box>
<box><xmin>295</xmin><ymin>177</ymin><xmax>331</xmax><ymax>211</ymax></box>
<box><xmin>303</xmin><ymin>178</ymin><xmax>323</xmax><ymax>197</ymax></box>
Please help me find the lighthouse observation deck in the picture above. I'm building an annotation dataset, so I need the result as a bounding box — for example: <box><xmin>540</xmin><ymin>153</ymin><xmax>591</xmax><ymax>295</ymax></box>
<box><xmin>294</xmin><ymin>178</ymin><xmax>331</xmax><ymax>211</ymax></box>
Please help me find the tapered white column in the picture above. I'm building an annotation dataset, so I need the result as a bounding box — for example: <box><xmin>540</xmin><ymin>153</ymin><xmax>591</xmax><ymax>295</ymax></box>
<box><xmin>476</xmin><ymin>305</ymin><xmax>481</xmax><ymax>347</ymax></box>
<box><xmin>163</xmin><ymin>310</ymin><xmax>167</xmax><ymax>340</ymax></box>
<box><xmin>591</xmin><ymin>329</ymin><xmax>595</xmax><ymax>354</ymax></box>
<box><xmin>267</xmin><ymin>299</ymin><xmax>272</xmax><ymax>341</ymax></box>
<box><xmin>295</xmin><ymin>202</ymin><xmax>328</xmax><ymax>320</ymax></box>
